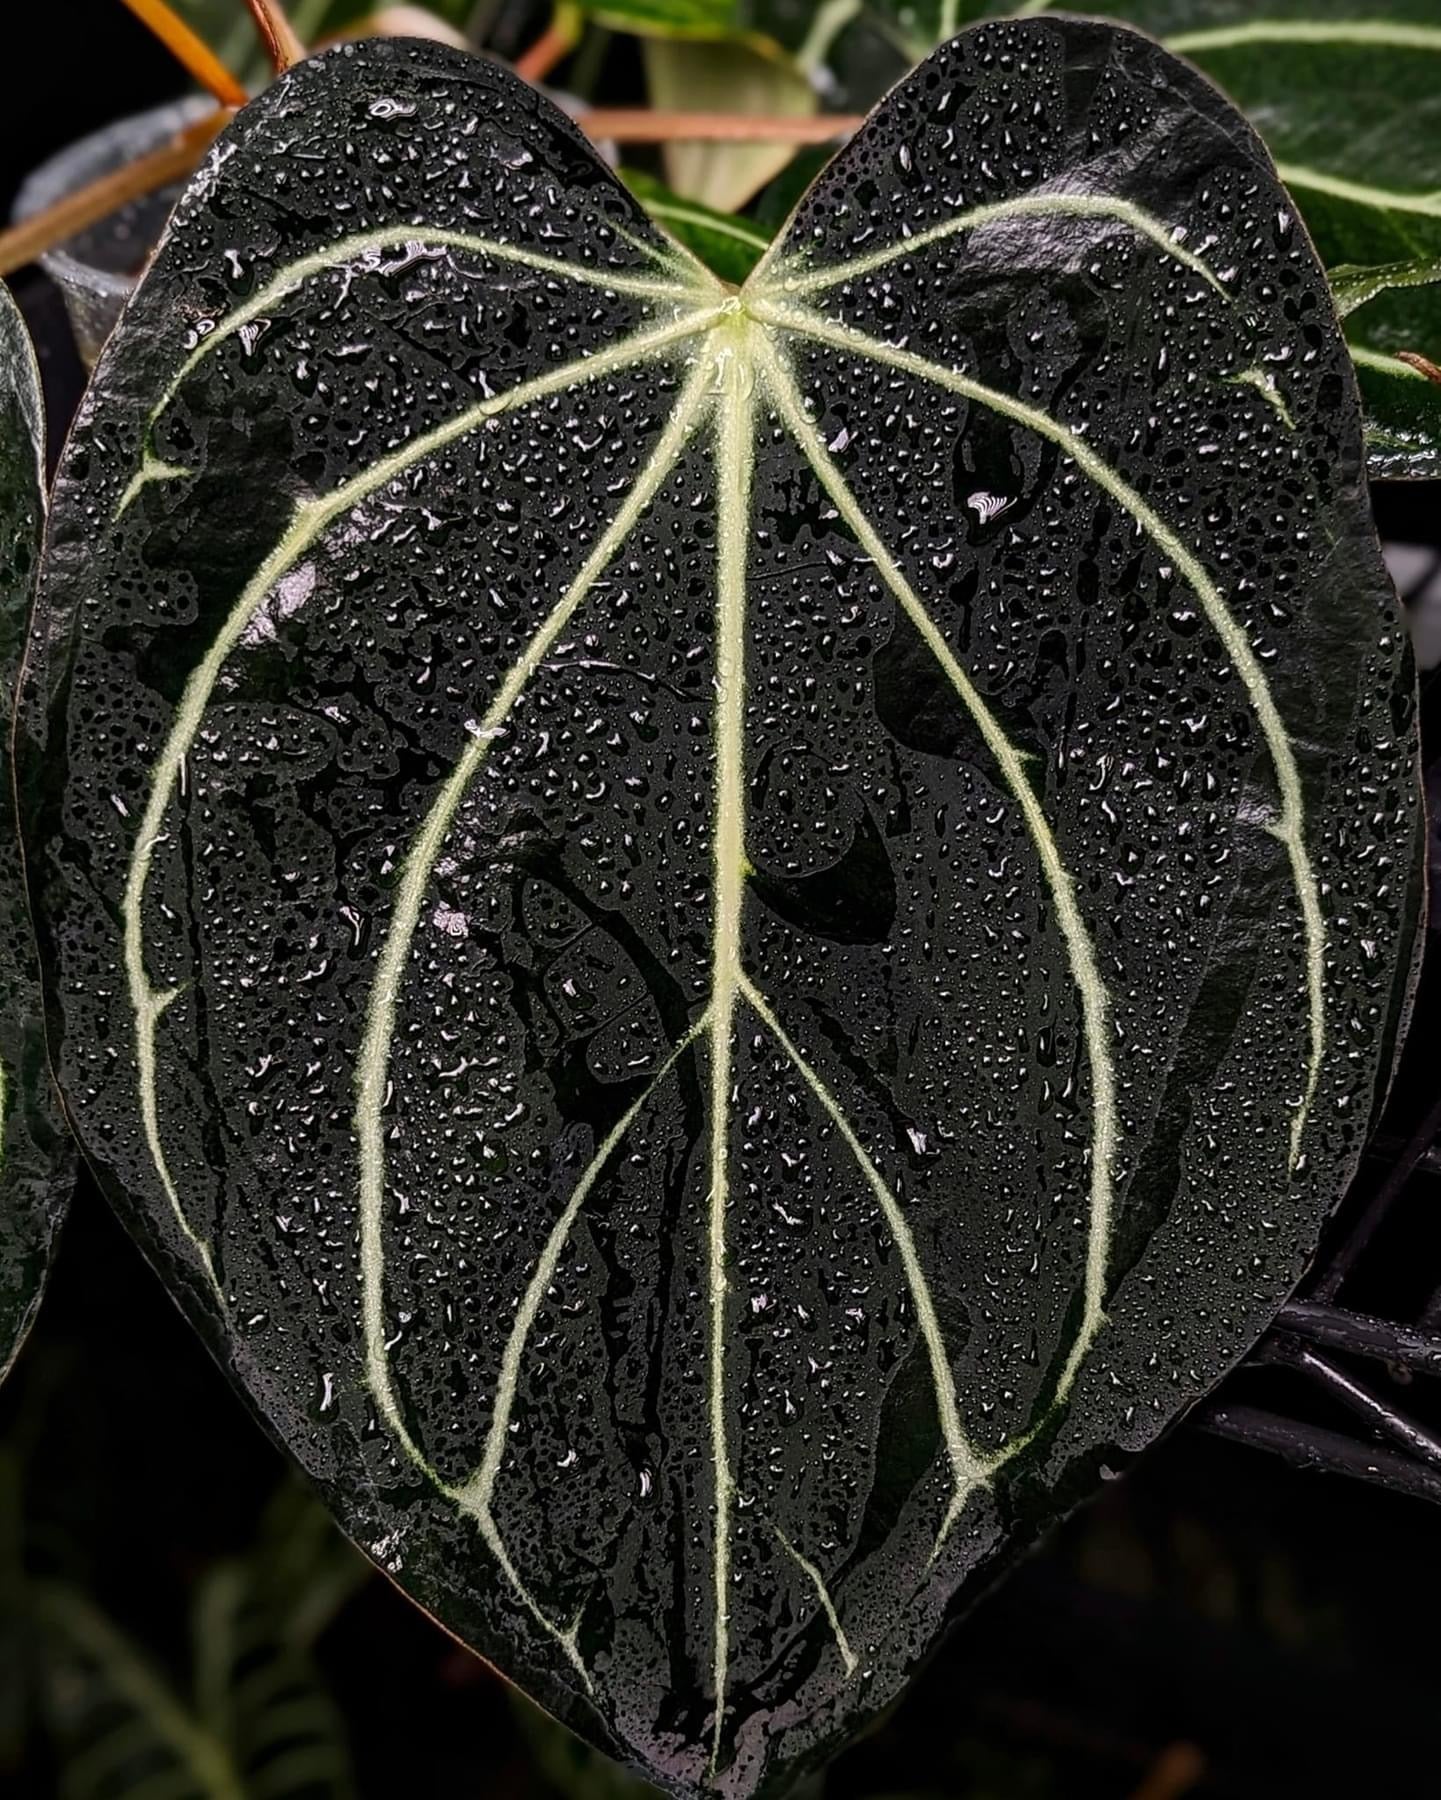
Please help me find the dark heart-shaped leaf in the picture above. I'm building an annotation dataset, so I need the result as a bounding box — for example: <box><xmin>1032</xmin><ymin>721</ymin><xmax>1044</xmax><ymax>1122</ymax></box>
<box><xmin>0</xmin><ymin>284</ymin><xmax>73</xmax><ymax>1382</ymax></box>
<box><xmin>19</xmin><ymin>22</ymin><xmax>1423</xmax><ymax>1797</ymax></box>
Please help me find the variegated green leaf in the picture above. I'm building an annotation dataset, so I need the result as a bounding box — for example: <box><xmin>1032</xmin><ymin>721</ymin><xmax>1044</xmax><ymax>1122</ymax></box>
<box><xmin>0</xmin><ymin>284</ymin><xmax>73</xmax><ymax>1383</ymax></box>
<box><xmin>20</xmin><ymin>23</ymin><xmax>1422</xmax><ymax>1799</ymax></box>
<box><xmin>1329</xmin><ymin>257</ymin><xmax>1441</xmax><ymax>477</ymax></box>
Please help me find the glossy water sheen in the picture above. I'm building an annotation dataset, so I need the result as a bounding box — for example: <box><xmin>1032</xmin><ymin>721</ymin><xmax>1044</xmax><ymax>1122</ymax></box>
<box><xmin>0</xmin><ymin>285</ymin><xmax>72</xmax><ymax>1382</ymax></box>
<box><xmin>20</xmin><ymin>24</ymin><xmax>1423</xmax><ymax>1797</ymax></box>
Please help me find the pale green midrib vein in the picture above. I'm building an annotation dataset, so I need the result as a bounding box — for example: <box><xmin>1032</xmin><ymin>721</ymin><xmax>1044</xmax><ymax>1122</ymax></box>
<box><xmin>123</xmin><ymin>306</ymin><xmax>718</xmax><ymax>1297</ymax></box>
<box><xmin>751</xmin><ymin>321</ymin><xmax>1113</xmax><ymax>1525</ymax></box>
<box><xmin>128</xmin><ymin>937</ymin><xmax>222</xmax><ymax>1297</ymax></box>
<box><xmin>706</xmin><ymin>319</ymin><xmax>752</xmax><ymax>1775</ymax></box>
<box><xmin>1168</xmin><ymin>20</ymin><xmax>1441</xmax><ymax>56</ymax></box>
<box><xmin>773</xmin><ymin>1526</ymin><xmax>857</xmax><ymax>1676</ymax></box>
<box><xmin>1273</xmin><ymin>163</ymin><xmax>1441</xmax><ymax>220</ymax></box>
<box><xmin>751</xmin><ymin>192</ymin><xmax>1227</xmax><ymax>302</ymax></box>
<box><xmin>757</xmin><ymin>300</ymin><xmax>1324</xmax><ymax>1172</ymax></box>
<box><xmin>738</xmin><ymin>971</ymin><xmax>990</xmax><ymax>1513</ymax></box>
<box><xmin>353</xmin><ymin>353</ymin><xmax>717</xmax><ymax>1686</ymax></box>
<box><xmin>137</xmin><ymin>226</ymin><xmax>715</xmax><ymax>446</ymax></box>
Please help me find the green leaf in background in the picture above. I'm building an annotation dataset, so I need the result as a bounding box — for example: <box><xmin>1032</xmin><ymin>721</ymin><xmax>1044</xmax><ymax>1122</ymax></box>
<box><xmin>291</xmin><ymin>0</ymin><xmax>480</xmax><ymax>35</ymax></box>
<box><xmin>580</xmin><ymin>0</ymin><xmax>741</xmax><ymax>36</ymax></box>
<box><xmin>20</xmin><ymin>22</ymin><xmax>1422</xmax><ymax>1798</ymax></box>
<box><xmin>643</xmin><ymin>35</ymin><xmax>817</xmax><ymax>210</ymax></box>
<box><xmin>574</xmin><ymin>0</ymin><xmax>987</xmax><ymax>70</ymax></box>
<box><xmin>621</xmin><ymin>168</ymin><xmax>770</xmax><ymax>280</ymax></box>
<box><xmin>166</xmin><ymin>0</ymin><xmax>328</xmax><ymax>86</ymax></box>
<box><xmin>0</xmin><ymin>286</ymin><xmax>73</xmax><ymax>1385</ymax></box>
<box><xmin>34</xmin><ymin>1484</ymin><xmax>365</xmax><ymax>1800</ymax></box>
<box><xmin>1331</xmin><ymin>258</ymin><xmax>1441</xmax><ymax>478</ymax></box>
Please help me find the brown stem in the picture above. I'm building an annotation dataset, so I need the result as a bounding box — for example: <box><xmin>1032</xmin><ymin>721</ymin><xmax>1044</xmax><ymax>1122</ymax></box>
<box><xmin>1398</xmin><ymin>349</ymin><xmax>1441</xmax><ymax>385</ymax></box>
<box><xmin>1127</xmin><ymin>1745</ymin><xmax>1206</xmax><ymax>1800</ymax></box>
<box><xmin>243</xmin><ymin>0</ymin><xmax>306</xmax><ymax>73</ymax></box>
<box><xmin>117</xmin><ymin>0</ymin><xmax>249</xmax><ymax>107</ymax></box>
<box><xmin>514</xmin><ymin>17</ymin><xmax>578</xmax><ymax>84</ymax></box>
<box><xmin>0</xmin><ymin>106</ymin><xmax>859</xmax><ymax>283</ymax></box>
<box><xmin>580</xmin><ymin>110</ymin><xmax>864</xmax><ymax>143</ymax></box>
<box><xmin>0</xmin><ymin>110</ymin><xmax>232</xmax><ymax>280</ymax></box>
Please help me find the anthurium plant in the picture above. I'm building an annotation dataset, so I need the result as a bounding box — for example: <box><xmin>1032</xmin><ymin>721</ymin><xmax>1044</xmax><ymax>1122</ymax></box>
<box><xmin>0</xmin><ymin>2</ymin><xmax>1428</xmax><ymax>1796</ymax></box>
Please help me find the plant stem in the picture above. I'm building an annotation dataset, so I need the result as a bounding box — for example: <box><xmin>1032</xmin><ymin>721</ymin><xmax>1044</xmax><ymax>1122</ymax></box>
<box><xmin>0</xmin><ymin>110</ymin><xmax>232</xmax><ymax>279</ymax></box>
<box><xmin>1398</xmin><ymin>350</ymin><xmax>1441</xmax><ymax>384</ymax></box>
<box><xmin>514</xmin><ymin>13</ymin><xmax>579</xmax><ymax>83</ymax></box>
<box><xmin>118</xmin><ymin>0</ymin><xmax>250</xmax><ymax>106</ymax></box>
<box><xmin>243</xmin><ymin>0</ymin><xmax>307</xmax><ymax>72</ymax></box>
<box><xmin>0</xmin><ymin>106</ymin><xmax>860</xmax><ymax>282</ymax></box>
<box><xmin>582</xmin><ymin>110</ymin><xmax>864</xmax><ymax>143</ymax></box>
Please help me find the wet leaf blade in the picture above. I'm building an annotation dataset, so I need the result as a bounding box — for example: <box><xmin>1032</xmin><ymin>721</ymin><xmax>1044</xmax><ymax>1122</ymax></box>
<box><xmin>0</xmin><ymin>284</ymin><xmax>73</xmax><ymax>1383</ymax></box>
<box><xmin>1148</xmin><ymin>5</ymin><xmax>1441</xmax><ymax>475</ymax></box>
<box><xmin>23</xmin><ymin>24</ymin><xmax>1422</xmax><ymax>1800</ymax></box>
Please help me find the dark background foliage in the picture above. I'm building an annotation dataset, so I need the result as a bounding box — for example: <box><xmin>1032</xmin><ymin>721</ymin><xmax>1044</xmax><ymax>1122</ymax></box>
<box><xmin>1</xmin><ymin>6</ymin><xmax>1439</xmax><ymax>1797</ymax></box>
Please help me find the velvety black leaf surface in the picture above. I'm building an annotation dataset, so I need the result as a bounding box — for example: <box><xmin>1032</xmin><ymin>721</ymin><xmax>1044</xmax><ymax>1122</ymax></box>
<box><xmin>19</xmin><ymin>24</ymin><xmax>1423</xmax><ymax>1798</ymax></box>
<box><xmin>0</xmin><ymin>285</ymin><xmax>72</xmax><ymax>1382</ymax></box>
